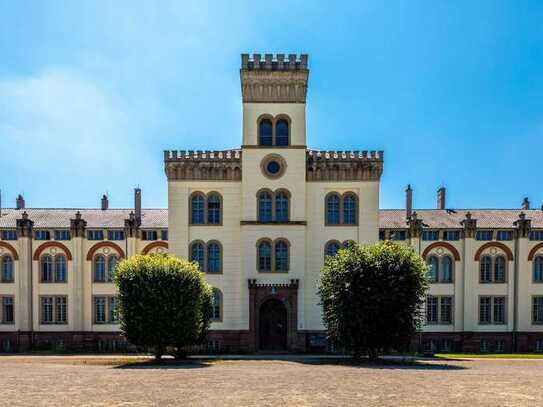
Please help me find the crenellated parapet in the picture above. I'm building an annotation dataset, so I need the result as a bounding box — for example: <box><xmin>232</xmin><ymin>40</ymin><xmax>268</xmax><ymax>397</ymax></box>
<box><xmin>164</xmin><ymin>149</ymin><xmax>242</xmax><ymax>181</ymax></box>
<box><xmin>240</xmin><ymin>53</ymin><xmax>309</xmax><ymax>103</ymax></box>
<box><xmin>306</xmin><ymin>150</ymin><xmax>384</xmax><ymax>181</ymax></box>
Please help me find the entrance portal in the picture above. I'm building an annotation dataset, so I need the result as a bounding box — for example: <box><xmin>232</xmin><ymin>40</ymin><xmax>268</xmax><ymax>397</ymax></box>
<box><xmin>259</xmin><ymin>299</ymin><xmax>287</xmax><ymax>351</ymax></box>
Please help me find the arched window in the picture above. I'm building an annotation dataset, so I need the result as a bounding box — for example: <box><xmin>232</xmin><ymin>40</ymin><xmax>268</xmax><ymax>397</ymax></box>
<box><xmin>94</xmin><ymin>255</ymin><xmax>106</xmax><ymax>282</ymax></box>
<box><xmin>190</xmin><ymin>194</ymin><xmax>205</xmax><ymax>225</ymax></box>
<box><xmin>427</xmin><ymin>256</ymin><xmax>439</xmax><ymax>282</ymax></box>
<box><xmin>54</xmin><ymin>256</ymin><xmax>67</xmax><ymax>283</ymax></box>
<box><xmin>275</xmin><ymin>119</ymin><xmax>289</xmax><ymax>146</ymax></box>
<box><xmin>275</xmin><ymin>191</ymin><xmax>289</xmax><ymax>222</ymax></box>
<box><xmin>190</xmin><ymin>242</ymin><xmax>205</xmax><ymax>271</ymax></box>
<box><xmin>494</xmin><ymin>255</ymin><xmax>506</xmax><ymax>283</ymax></box>
<box><xmin>258</xmin><ymin>191</ymin><xmax>273</xmax><ymax>222</ymax></box>
<box><xmin>107</xmin><ymin>255</ymin><xmax>118</xmax><ymax>282</ymax></box>
<box><xmin>480</xmin><ymin>256</ymin><xmax>492</xmax><ymax>283</ymax></box>
<box><xmin>259</xmin><ymin>119</ymin><xmax>273</xmax><ymax>146</ymax></box>
<box><xmin>442</xmin><ymin>256</ymin><xmax>453</xmax><ymax>283</ymax></box>
<box><xmin>275</xmin><ymin>240</ymin><xmax>289</xmax><ymax>272</ymax></box>
<box><xmin>41</xmin><ymin>254</ymin><xmax>53</xmax><ymax>282</ymax></box>
<box><xmin>207</xmin><ymin>243</ymin><xmax>221</xmax><ymax>273</ymax></box>
<box><xmin>534</xmin><ymin>256</ymin><xmax>543</xmax><ymax>283</ymax></box>
<box><xmin>325</xmin><ymin>241</ymin><xmax>341</xmax><ymax>257</ymax></box>
<box><xmin>326</xmin><ymin>194</ymin><xmax>340</xmax><ymax>225</ymax></box>
<box><xmin>211</xmin><ymin>288</ymin><xmax>222</xmax><ymax>321</ymax></box>
<box><xmin>343</xmin><ymin>194</ymin><xmax>357</xmax><ymax>225</ymax></box>
<box><xmin>1</xmin><ymin>256</ymin><xmax>13</xmax><ymax>283</ymax></box>
<box><xmin>257</xmin><ymin>241</ymin><xmax>272</xmax><ymax>272</ymax></box>
<box><xmin>207</xmin><ymin>193</ymin><xmax>221</xmax><ymax>225</ymax></box>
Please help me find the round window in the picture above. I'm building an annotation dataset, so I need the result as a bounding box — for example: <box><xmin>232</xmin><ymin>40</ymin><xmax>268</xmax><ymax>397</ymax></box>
<box><xmin>266</xmin><ymin>160</ymin><xmax>281</xmax><ymax>175</ymax></box>
<box><xmin>261</xmin><ymin>154</ymin><xmax>287</xmax><ymax>179</ymax></box>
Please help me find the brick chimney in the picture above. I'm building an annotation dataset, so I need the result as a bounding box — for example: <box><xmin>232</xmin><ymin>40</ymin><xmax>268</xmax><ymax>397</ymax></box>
<box><xmin>437</xmin><ymin>187</ymin><xmax>446</xmax><ymax>210</ymax></box>
<box><xmin>101</xmin><ymin>194</ymin><xmax>109</xmax><ymax>210</ymax></box>
<box><xmin>405</xmin><ymin>184</ymin><xmax>413</xmax><ymax>218</ymax></box>
<box><xmin>16</xmin><ymin>194</ymin><xmax>25</xmax><ymax>210</ymax></box>
<box><xmin>134</xmin><ymin>188</ymin><xmax>142</xmax><ymax>226</ymax></box>
<box><xmin>522</xmin><ymin>197</ymin><xmax>530</xmax><ymax>210</ymax></box>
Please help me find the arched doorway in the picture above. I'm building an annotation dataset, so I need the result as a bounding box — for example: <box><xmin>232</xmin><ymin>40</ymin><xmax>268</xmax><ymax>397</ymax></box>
<box><xmin>259</xmin><ymin>299</ymin><xmax>288</xmax><ymax>351</ymax></box>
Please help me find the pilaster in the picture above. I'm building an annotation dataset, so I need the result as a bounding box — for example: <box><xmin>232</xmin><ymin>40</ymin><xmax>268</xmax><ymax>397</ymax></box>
<box><xmin>461</xmin><ymin>212</ymin><xmax>477</xmax><ymax>331</ymax></box>
<box><xmin>124</xmin><ymin>212</ymin><xmax>138</xmax><ymax>257</ymax></box>
<box><xmin>70</xmin><ymin>212</ymin><xmax>87</xmax><ymax>331</ymax></box>
<box><xmin>16</xmin><ymin>212</ymin><xmax>33</xmax><ymax>332</ymax></box>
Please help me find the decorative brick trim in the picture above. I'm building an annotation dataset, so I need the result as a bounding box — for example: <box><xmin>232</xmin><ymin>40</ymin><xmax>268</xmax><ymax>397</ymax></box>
<box><xmin>422</xmin><ymin>242</ymin><xmax>461</xmax><ymax>261</ymax></box>
<box><xmin>528</xmin><ymin>243</ymin><xmax>543</xmax><ymax>261</ymax></box>
<box><xmin>33</xmin><ymin>242</ymin><xmax>72</xmax><ymax>261</ymax></box>
<box><xmin>474</xmin><ymin>242</ymin><xmax>514</xmax><ymax>261</ymax></box>
<box><xmin>86</xmin><ymin>242</ymin><xmax>125</xmax><ymax>261</ymax></box>
<box><xmin>0</xmin><ymin>242</ymin><xmax>19</xmax><ymax>260</ymax></box>
<box><xmin>141</xmin><ymin>241</ymin><xmax>168</xmax><ymax>255</ymax></box>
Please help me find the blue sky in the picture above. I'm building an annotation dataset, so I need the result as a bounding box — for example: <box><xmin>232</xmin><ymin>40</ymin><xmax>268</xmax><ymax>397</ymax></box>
<box><xmin>0</xmin><ymin>1</ymin><xmax>542</xmax><ymax>210</ymax></box>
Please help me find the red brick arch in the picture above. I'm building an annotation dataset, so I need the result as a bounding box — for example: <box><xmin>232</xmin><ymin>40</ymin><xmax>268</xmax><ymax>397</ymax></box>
<box><xmin>33</xmin><ymin>242</ymin><xmax>72</xmax><ymax>261</ymax></box>
<box><xmin>474</xmin><ymin>242</ymin><xmax>513</xmax><ymax>261</ymax></box>
<box><xmin>422</xmin><ymin>242</ymin><xmax>461</xmax><ymax>261</ymax></box>
<box><xmin>141</xmin><ymin>241</ymin><xmax>168</xmax><ymax>255</ymax></box>
<box><xmin>0</xmin><ymin>242</ymin><xmax>19</xmax><ymax>260</ymax></box>
<box><xmin>528</xmin><ymin>243</ymin><xmax>543</xmax><ymax>261</ymax></box>
<box><xmin>86</xmin><ymin>242</ymin><xmax>125</xmax><ymax>261</ymax></box>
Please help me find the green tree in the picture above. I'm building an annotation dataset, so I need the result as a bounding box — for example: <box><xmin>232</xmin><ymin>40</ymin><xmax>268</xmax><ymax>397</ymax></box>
<box><xmin>318</xmin><ymin>241</ymin><xmax>428</xmax><ymax>360</ymax></box>
<box><xmin>114</xmin><ymin>255</ymin><xmax>212</xmax><ymax>360</ymax></box>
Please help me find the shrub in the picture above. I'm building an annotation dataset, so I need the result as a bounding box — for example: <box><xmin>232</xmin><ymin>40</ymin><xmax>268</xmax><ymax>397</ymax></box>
<box><xmin>318</xmin><ymin>241</ymin><xmax>428</xmax><ymax>360</ymax></box>
<box><xmin>114</xmin><ymin>255</ymin><xmax>212</xmax><ymax>359</ymax></box>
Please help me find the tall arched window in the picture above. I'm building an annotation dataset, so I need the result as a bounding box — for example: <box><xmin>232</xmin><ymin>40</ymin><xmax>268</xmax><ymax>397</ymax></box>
<box><xmin>534</xmin><ymin>256</ymin><xmax>543</xmax><ymax>283</ymax></box>
<box><xmin>326</xmin><ymin>194</ymin><xmax>340</xmax><ymax>225</ymax></box>
<box><xmin>107</xmin><ymin>255</ymin><xmax>118</xmax><ymax>282</ymax></box>
<box><xmin>257</xmin><ymin>241</ymin><xmax>272</xmax><ymax>272</ymax></box>
<box><xmin>207</xmin><ymin>193</ymin><xmax>221</xmax><ymax>224</ymax></box>
<box><xmin>275</xmin><ymin>119</ymin><xmax>289</xmax><ymax>146</ymax></box>
<box><xmin>259</xmin><ymin>119</ymin><xmax>273</xmax><ymax>146</ymax></box>
<box><xmin>427</xmin><ymin>256</ymin><xmax>439</xmax><ymax>282</ymax></box>
<box><xmin>1</xmin><ymin>256</ymin><xmax>13</xmax><ymax>283</ymax></box>
<box><xmin>480</xmin><ymin>255</ymin><xmax>492</xmax><ymax>283</ymax></box>
<box><xmin>207</xmin><ymin>243</ymin><xmax>221</xmax><ymax>273</ymax></box>
<box><xmin>94</xmin><ymin>255</ymin><xmax>106</xmax><ymax>282</ymax></box>
<box><xmin>494</xmin><ymin>255</ymin><xmax>506</xmax><ymax>283</ymax></box>
<box><xmin>41</xmin><ymin>254</ymin><xmax>53</xmax><ymax>282</ymax></box>
<box><xmin>275</xmin><ymin>240</ymin><xmax>289</xmax><ymax>272</ymax></box>
<box><xmin>54</xmin><ymin>256</ymin><xmax>67</xmax><ymax>283</ymax></box>
<box><xmin>275</xmin><ymin>191</ymin><xmax>289</xmax><ymax>222</ymax></box>
<box><xmin>190</xmin><ymin>194</ymin><xmax>205</xmax><ymax>224</ymax></box>
<box><xmin>343</xmin><ymin>194</ymin><xmax>357</xmax><ymax>225</ymax></box>
<box><xmin>442</xmin><ymin>256</ymin><xmax>453</xmax><ymax>283</ymax></box>
<box><xmin>258</xmin><ymin>191</ymin><xmax>273</xmax><ymax>222</ymax></box>
<box><xmin>325</xmin><ymin>241</ymin><xmax>341</xmax><ymax>257</ymax></box>
<box><xmin>211</xmin><ymin>288</ymin><xmax>222</xmax><ymax>321</ymax></box>
<box><xmin>190</xmin><ymin>242</ymin><xmax>205</xmax><ymax>271</ymax></box>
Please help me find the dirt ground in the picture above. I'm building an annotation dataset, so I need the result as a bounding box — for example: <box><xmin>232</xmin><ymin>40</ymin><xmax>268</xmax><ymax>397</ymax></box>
<box><xmin>1</xmin><ymin>355</ymin><xmax>542</xmax><ymax>406</ymax></box>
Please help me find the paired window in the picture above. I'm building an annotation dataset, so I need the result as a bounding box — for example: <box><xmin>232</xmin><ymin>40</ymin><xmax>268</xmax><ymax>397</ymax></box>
<box><xmin>0</xmin><ymin>296</ymin><xmax>14</xmax><ymax>324</ymax></box>
<box><xmin>496</xmin><ymin>230</ymin><xmax>513</xmax><ymax>241</ymax></box>
<box><xmin>211</xmin><ymin>288</ymin><xmax>222</xmax><ymax>322</ymax></box>
<box><xmin>190</xmin><ymin>192</ymin><xmax>222</xmax><ymax>225</ymax></box>
<box><xmin>479</xmin><ymin>296</ymin><xmax>506</xmax><ymax>324</ymax></box>
<box><xmin>443</xmin><ymin>230</ymin><xmax>460</xmax><ymax>241</ymax></box>
<box><xmin>325</xmin><ymin>193</ymin><xmax>358</xmax><ymax>226</ymax></box>
<box><xmin>40</xmin><ymin>254</ymin><xmax>67</xmax><ymax>283</ymax></box>
<box><xmin>189</xmin><ymin>241</ymin><xmax>222</xmax><ymax>273</ymax></box>
<box><xmin>1</xmin><ymin>256</ymin><xmax>14</xmax><ymax>283</ymax></box>
<box><xmin>141</xmin><ymin>230</ymin><xmax>158</xmax><ymax>241</ymax></box>
<box><xmin>35</xmin><ymin>230</ymin><xmax>51</xmax><ymax>241</ymax></box>
<box><xmin>87</xmin><ymin>230</ymin><xmax>104</xmax><ymax>241</ymax></box>
<box><xmin>534</xmin><ymin>256</ymin><xmax>543</xmax><ymax>283</ymax></box>
<box><xmin>324</xmin><ymin>240</ymin><xmax>355</xmax><ymax>257</ymax></box>
<box><xmin>257</xmin><ymin>189</ymin><xmax>290</xmax><ymax>222</ymax></box>
<box><xmin>107</xmin><ymin>230</ymin><xmax>125</xmax><ymax>241</ymax></box>
<box><xmin>93</xmin><ymin>254</ymin><xmax>119</xmax><ymax>282</ymax></box>
<box><xmin>475</xmin><ymin>230</ymin><xmax>493</xmax><ymax>241</ymax></box>
<box><xmin>40</xmin><ymin>296</ymin><xmax>67</xmax><ymax>324</ymax></box>
<box><xmin>479</xmin><ymin>255</ymin><xmax>507</xmax><ymax>283</ymax></box>
<box><xmin>426</xmin><ymin>296</ymin><xmax>453</xmax><ymax>325</ymax></box>
<box><xmin>1</xmin><ymin>230</ymin><xmax>17</xmax><ymax>240</ymax></box>
<box><xmin>529</xmin><ymin>230</ymin><xmax>543</xmax><ymax>241</ymax></box>
<box><xmin>54</xmin><ymin>230</ymin><xmax>71</xmax><ymax>241</ymax></box>
<box><xmin>93</xmin><ymin>296</ymin><xmax>119</xmax><ymax>324</ymax></box>
<box><xmin>422</xmin><ymin>231</ymin><xmax>439</xmax><ymax>241</ymax></box>
<box><xmin>426</xmin><ymin>255</ymin><xmax>454</xmax><ymax>283</ymax></box>
<box><xmin>257</xmin><ymin>239</ymin><xmax>290</xmax><ymax>272</ymax></box>
<box><xmin>258</xmin><ymin>116</ymin><xmax>290</xmax><ymax>146</ymax></box>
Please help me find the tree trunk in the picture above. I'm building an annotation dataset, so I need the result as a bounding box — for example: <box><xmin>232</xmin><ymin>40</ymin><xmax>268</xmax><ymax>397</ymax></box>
<box><xmin>368</xmin><ymin>348</ymin><xmax>378</xmax><ymax>362</ymax></box>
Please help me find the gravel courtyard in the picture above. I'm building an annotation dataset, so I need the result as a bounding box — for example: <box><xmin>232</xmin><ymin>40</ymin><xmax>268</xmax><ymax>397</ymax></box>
<box><xmin>1</xmin><ymin>355</ymin><xmax>542</xmax><ymax>406</ymax></box>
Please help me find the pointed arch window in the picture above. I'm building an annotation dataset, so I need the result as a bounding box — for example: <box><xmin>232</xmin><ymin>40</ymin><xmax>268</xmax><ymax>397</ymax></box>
<box><xmin>1</xmin><ymin>256</ymin><xmax>13</xmax><ymax>283</ymax></box>
<box><xmin>54</xmin><ymin>256</ymin><xmax>67</xmax><ymax>283</ymax></box>
<box><xmin>207</xmin><ymin>243</ymin><xmax>221</xmax><ymax>273</ymax></box>
<box><xmin>190</xmin><ymin>242</ymin><xmax>205</xmax><ymax>271</ymax></box>
<box><xmin>275</xmin><ymin>119</ymin><xmax>289</xmax><ymax>146</ymax></box>
<box><xmin>534</xmin><ymin>256</ymin><xmax>543</xmax><ymax>283</ymax></box>
<box><xmin>211</xmin><ymin>288</ymin><xmax>222</xmax><ymax>321</ymax></box>
<box><xmin>258</xmin><ymin>191</ymin><xmax>273</xmax><ymax>222</ymax></box>
<box><xmin>94</xmin><ymin>255</ymin><xmax>106</xmax><ymax>282</ymax></box>
<box><xmin>257</xmin><ymin>241</ymin><xmax>272</xmax><ymax>272</ymax></box>
<box><xmin>259</xmin><ymin>119</ymin><xmax>273</xmax><ymax>146</ymax></box>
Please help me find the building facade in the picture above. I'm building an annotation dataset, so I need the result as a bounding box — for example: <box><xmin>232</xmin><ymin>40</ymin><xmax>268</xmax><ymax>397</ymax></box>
<box><xmin>0</xmin><ymin>54</ymin><xmax>542</xmax><ymax>353</ymax></box>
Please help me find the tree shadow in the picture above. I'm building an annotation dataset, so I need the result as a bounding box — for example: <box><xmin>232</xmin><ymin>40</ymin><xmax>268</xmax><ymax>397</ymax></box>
<box><xmin>294</xmin><ymin>357</ymin><xmax>468</xmax><ymax>370</ymax></box>
<box><xmin>114</xmin><ymin>359</ymin><xmax>211</xmax><ymax>370</ymax></box>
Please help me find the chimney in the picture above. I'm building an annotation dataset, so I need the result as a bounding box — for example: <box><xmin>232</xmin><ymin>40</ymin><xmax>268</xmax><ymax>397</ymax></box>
<box><xmin>437</xmin><ymin>187</ymin><xmax>446</xmax><ymax>210</ymax></box>
<box><xmin>16</xmin><ymin>194</ymin><xmax>25</xmax><ymax>210</ymax></box>
<box><xmin>134</xmin><ymin>188</ymin><xmax>142</xmax><ymax>226</ymax></box>
<box><xmin>101</xmin><ymin>194</ymin><xmax>109</xmax><ymax>210</ymax></box>
<box><xmin>405</xmin><ymin>184</ymin><xmax>413</xmax><ymax>218</ymax></box>
<box><xmin>522</xmin><ymin>197</ymin><xmax>530</xmax><ymax>210</ymax></box>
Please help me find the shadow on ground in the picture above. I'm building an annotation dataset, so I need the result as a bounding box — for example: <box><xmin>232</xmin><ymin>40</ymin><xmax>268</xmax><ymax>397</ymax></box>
<box><xmin>115</xmin><ymin>360</ymin><xmax>211</xmax><ymax>369</ymax></box>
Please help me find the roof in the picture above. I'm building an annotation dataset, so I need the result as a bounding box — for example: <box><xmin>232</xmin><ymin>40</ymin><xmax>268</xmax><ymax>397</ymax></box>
<box><xmin>0</xmin><ymin>208</ymin><xmax>542</xmax><ymax>229</ymax></box>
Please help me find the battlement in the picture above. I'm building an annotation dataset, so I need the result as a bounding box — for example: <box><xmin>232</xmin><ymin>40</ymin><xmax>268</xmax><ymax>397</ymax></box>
<box><xmin>306</xmin><ymin>150</ymin><xmax>384</xmax><ymax>182</ymax></box>
<box><xmin>241</xmin><ymin>53</ymin><xmax>308</xmax><ymax>71</ymax></box>
<box><xmin>307</xmin><ymin>150</ymin><xmax>384</xmax><ymax>161</ymax></box>
<box><xmin>164</xmin><ymin>150</ymin><xmax>242</xmax><ymax>182</ymax></box>
<box><xmin>164</xmin><ymin>149</ymin><xmax>241</xmax><ymax>161</ymax></box>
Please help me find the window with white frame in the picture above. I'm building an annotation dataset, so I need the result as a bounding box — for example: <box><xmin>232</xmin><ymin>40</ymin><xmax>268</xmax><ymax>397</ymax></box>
<box><xmin>54</xmin><ymin>230</ymin><xmax>71</xmax><ymax>241</ymax></box>
<box><xmin>35</xmin><ymin>230</ymin><xmax>51</xmax><ymax>240</ymax></box>
<box><xmin>496</xmin><ymin>230</ymin><xmax>513</xmax><ymax>241</ymax></box>
<box><xmin>533</xmin><ymin>297</ymin><xmax>543</xmax><ymax>324</ymax></box>
<box><xmin>0</xmin><ymin>296</ymin><xmax>14</xmax><ymax>324</ymax></box>
<box><xmin>93</xmin><ymin>296</ymin><xmax>119</xmax><ymax>324</ymax></box>
<box><xmin>426</xmin><ymin>296</ymin><xmax>453</xmax><ymax>325</ymax></box>
<box><xmin>479</xmin><ymin>296</ymin><xmax>506</xmax><ymax>324</ymax></box>
<box><xmin>87</xmin><ymin>230</ymin><xmax>104</xmax><ymax>241</ymax></box>
<box><xmin>426</xmin><ymin>255</ymin><xmax>454</xmax><ymax>283</ymax></box>
<box><xmin>479</xmin><ymin>255</ymin><xmax>507</xmax><ymax>283</ymax></box>
<box><xmin>1</xmin><ymin>255</ymin><xmax>14</xmax><ymax>283</ymax></box>
<box><xmin>533</xmin><ymin>256</ymin><xmax>543</xmax><ymax>283</ymax></box>
<box><xmin>141</xmin><ymin>230</ymin><xmax>158</xmax><ymax>241</ymax></box>
<box><xmin>41</xmin><ymin>296</ymin><xmax>67</xmax><ymax>324</ymax></box>
<box><xmin>107</xmin><ymin>230</ymin><xmax>125</xmax><ymax>241</ymax></box>
<box><xmin>443</xmin><ymin>230</ymin><xmax>460</xmax><ymax>241</ymax></box>
<box><xmin>1</xmin><ymin>230</ymin><xmax>17</xmax><ymax>240</ymax></box>
<box><xmin>476</xmin><ymin>230</ymin><xmax>493</xmax><ymax>241</ymax></box>
<box><xmin>422</xmin><ymin>230</ymin><xmax>439</xmax><ymax>241</ymax></box>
